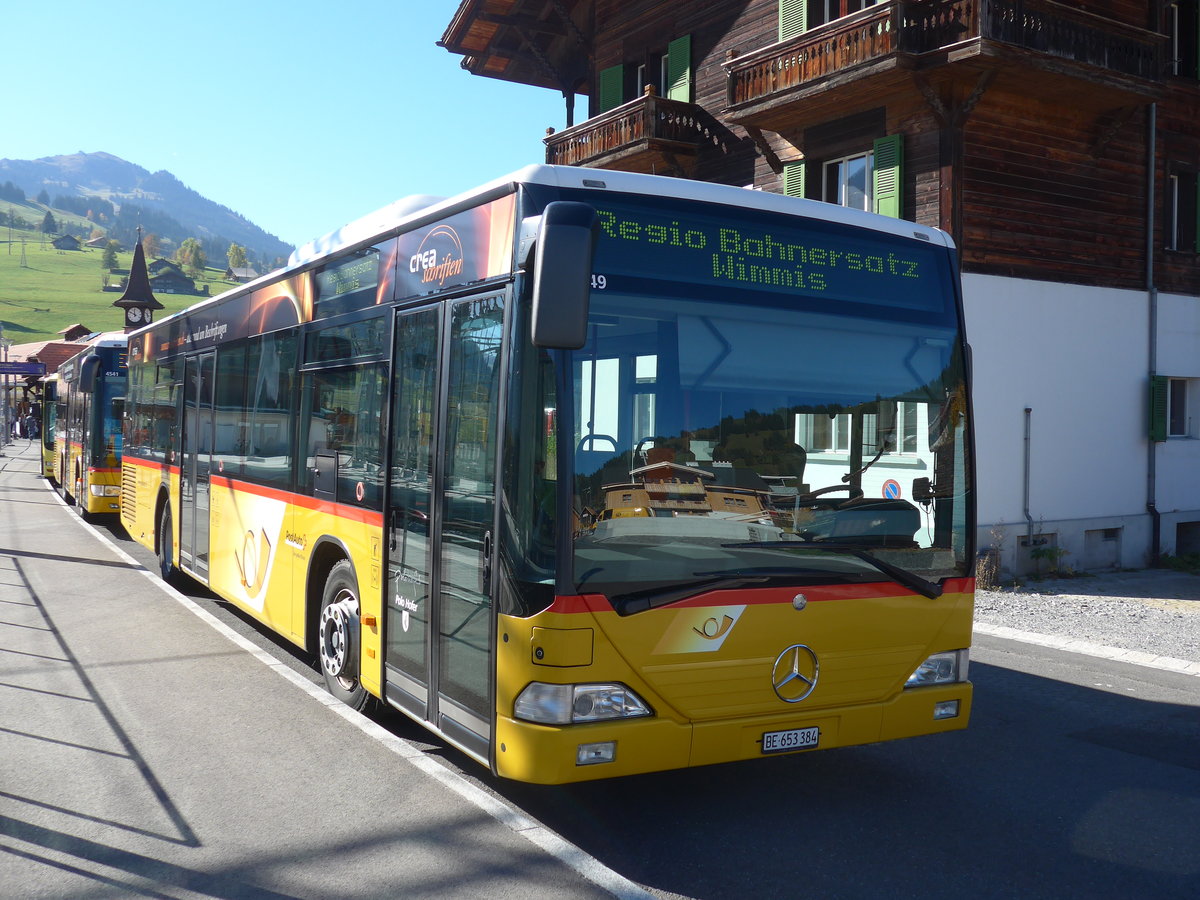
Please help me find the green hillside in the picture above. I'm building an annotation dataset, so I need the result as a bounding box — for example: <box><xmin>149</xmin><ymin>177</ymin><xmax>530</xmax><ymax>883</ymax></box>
<box><xmin>1</xmin><ymin>200</ymin><xmax>236</xmax><ymax>344</ymax></box>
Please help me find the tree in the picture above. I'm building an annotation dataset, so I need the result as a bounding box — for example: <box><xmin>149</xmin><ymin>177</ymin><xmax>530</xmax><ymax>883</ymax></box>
<box><xmin>36</xmin><ymin>189</ymin><xmax>50</xmax><ymax>205</ymax></box>
<box><xmin>41</xmin><ymin>211</ymin><xmax>58</xmax><ymax>234</ymax></box>
<box><xmin>142</xmin><ymin>232</ymin><xmax>161</xmax><ymax>259</ymax></box>
<box><xmin>176</xmin><ymin>237</ymin><xmax>206</xmax><ymax>276</ymax></box>
<box><xmin>226</xmin><ymin>243</ymin><xmax>248</xmax><ymax>270</ymax></box>
<box><xmin>101</xmin><ymin>240</ymin><xmax>119</xmax><ymax>270</ymax></box>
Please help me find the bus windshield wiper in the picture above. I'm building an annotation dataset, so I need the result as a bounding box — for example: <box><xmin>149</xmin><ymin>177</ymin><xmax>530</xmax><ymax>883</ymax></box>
<box><xmin>721</xmin><ymin>542</ymin><xmax>943</xmax><ymax>599</ymax></box>
<box><xmin>608</xmin><ymin>568</ymin><xmax>810</xmax><ymax>615</ymax></box>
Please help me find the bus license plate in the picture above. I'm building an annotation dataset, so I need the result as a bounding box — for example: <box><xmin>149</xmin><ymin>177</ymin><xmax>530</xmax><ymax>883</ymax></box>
<box><xmin>762</xmin><ymin>726</ymin><xmax>820</xmax><ymax>754</ymax></box>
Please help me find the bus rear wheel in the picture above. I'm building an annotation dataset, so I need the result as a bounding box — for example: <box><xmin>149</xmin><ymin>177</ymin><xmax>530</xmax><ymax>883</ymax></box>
<box><xmin>318</xmin><ymin>560</ymin><xmax>372</xmax><ymax>712</ymax></box>
<box><xmin>157</xmin><ymin>505</ymin><xmax>178</xmax><ymax>585</ymax></box>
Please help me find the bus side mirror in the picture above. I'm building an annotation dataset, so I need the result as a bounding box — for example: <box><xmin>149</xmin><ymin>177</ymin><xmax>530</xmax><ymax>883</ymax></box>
<box><xmin>78</xmin><ymin>355</ymin><xmax>100</xmax><ymax>394</ymax></box>
<box><xmin>531</xmin><ymin>201</ymin><xmax>599</xmax><ymax>349</ymax></box>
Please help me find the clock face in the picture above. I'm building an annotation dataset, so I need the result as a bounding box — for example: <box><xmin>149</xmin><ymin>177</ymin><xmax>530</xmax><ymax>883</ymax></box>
<box><xmin>127</xmin><ymin>306</ymin><xmax>143</xmax><ymax>323</ymax></box>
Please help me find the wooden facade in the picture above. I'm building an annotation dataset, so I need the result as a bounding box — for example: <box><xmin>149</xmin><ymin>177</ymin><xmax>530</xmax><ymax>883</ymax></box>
<box><xmin>441</xmin><ymin>0</ymin><xmax>1200</xmax><ymax>297</ymax></box>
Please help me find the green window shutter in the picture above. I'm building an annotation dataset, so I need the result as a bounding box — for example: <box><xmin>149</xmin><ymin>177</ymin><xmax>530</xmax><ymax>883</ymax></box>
<box><xmin>779</xmin><ymin>0</ymin><xmax>807</xmax><ymax>41</ymax></box>
<box><xmin>873</xmin><ymin>134</ymin><xmax>904</xmax><ymax>219</ymax></box>
<box><xmin>598</xmin><ymin>64</ymin><xmax>624</xmax><ymax>113</ymax></box>
<box><xmin>666</xmin><ymin>35</ymin><xmax>692</xmax><ymax>102</ymax></box>
<box><xmin>783</xmin><ymin>161</ymin><xmax>806</xmax><ymax>198</ymax></box>
<box><xmin>1150</xmin><ymin>375</ymin><xmax>1169</xmax><ymax>442</ymax></box>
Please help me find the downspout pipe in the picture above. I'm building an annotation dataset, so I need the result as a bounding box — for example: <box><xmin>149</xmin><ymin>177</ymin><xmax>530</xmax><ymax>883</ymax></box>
<box><xmin>1023</xmin><ymin>407</ymin><xmax>1035</xmax><ymax>543</ymax></box>
<box><xmin>1146</xmin><ymin>102</ymin><xmax>1161</xmax><ymax>566</ymax></box>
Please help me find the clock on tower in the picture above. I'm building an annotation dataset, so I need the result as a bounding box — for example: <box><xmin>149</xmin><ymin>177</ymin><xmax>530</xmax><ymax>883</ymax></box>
<box><xmin>113</xmin><ymin>229</ymin><xmax>164</xmax><ymax>333</ymax></box>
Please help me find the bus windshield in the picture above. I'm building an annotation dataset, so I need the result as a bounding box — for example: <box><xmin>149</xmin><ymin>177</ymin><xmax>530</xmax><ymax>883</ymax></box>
<box><xmin>562</xmin><ymin>194</ymin><xmax>971</xmax><ymax>609</ymax></box>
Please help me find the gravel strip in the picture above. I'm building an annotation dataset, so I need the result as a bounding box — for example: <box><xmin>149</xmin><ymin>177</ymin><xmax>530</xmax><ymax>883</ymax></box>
<box><xmin>974</xmin><ymin>570</ymin><xmax>1200</xmax><ymax>665</ymax></box>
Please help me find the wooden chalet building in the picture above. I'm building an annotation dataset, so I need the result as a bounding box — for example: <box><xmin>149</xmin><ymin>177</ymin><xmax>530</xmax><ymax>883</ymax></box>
<box><xmin>442</xmin><ymin>0</ymin><xmax>1200</xmax><ymax>576</ymax></box>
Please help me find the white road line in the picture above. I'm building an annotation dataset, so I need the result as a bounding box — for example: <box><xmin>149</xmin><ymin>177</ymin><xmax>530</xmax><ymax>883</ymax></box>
<box><xmin>973</xmin><ymin>621</ymin><xmax>1200</xmax><ymax>676</ymax></box>
<box><xmin>54</xmin><ymin>493</ymin><xmax>655</xmax><ymax>900</ymax></box>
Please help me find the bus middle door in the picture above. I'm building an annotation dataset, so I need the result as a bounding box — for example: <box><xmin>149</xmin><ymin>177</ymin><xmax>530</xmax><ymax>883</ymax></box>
<box><xmin>384</xmin><ymin>295</ymin><xmax>505</xmax><ymax>763</ymax></box>
<box><xmin>180</xmin><ymin>351</ymin><xmax>216</xmax><ymax>577</ymax></box>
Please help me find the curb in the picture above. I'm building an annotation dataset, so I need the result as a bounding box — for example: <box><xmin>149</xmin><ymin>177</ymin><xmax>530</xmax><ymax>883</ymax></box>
<box><xmin>973</xmin><ymin>621</ymin><xmax>1200</xmax><ymax>677</ymax></box>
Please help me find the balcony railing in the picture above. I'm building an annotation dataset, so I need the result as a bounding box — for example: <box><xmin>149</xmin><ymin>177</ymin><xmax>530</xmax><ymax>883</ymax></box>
<box><xmin>726</xmin><ymin>0</ymin><xmax>1165</xmax><ymax>108</ymax></box>
<box><xmin>545</xmin><ymin>87</ymin><xmax>718</xmax><ymax>168</ymax></box>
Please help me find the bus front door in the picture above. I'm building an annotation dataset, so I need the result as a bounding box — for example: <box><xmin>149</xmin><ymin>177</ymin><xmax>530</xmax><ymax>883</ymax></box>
<box><xmin>385</xmin><ymin>297</ymin><xmax>505</xmax><ymax>762</ymax></box>
<box><xmin>180</xmin><ymin>351</ymin><xmax>216</xmax><ymax>577</ymax></box>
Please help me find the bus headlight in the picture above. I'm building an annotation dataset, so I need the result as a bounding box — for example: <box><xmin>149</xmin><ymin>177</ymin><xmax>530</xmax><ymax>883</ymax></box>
<box><xmin>514</xmin><ymin>682</ymin><xmax>652</xmax><ymax>725</ymax></box>
<box><xmin>90</xmin><ymin>484</ymin><xmax>120</xmax><ymax>497</ymax></box>
<box><xmin>905</xmin><ymin>650</ymin><xmax>969</xmax><ymax>688</ymax></box>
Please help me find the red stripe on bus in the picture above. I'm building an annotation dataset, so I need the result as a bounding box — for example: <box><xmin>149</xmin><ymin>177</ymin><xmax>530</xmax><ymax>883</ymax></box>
<box><xmin>124</xmin><ymin>457</ymin><xmax>383</xmax><ymax>527</ymax></box>
<box><xmin>547</xmin><ymin>577</ymin><xmax>974</xmax><ymax>614</ymax></box>
<box><xmin>124</xmin><ymin>457</ymin><xmax>179</xmax><ymax>475</ymax></box>
<box><xmin>209</xmin><ymin>474</ymin><xmax>384</xmax><ymax>527</ymax></box>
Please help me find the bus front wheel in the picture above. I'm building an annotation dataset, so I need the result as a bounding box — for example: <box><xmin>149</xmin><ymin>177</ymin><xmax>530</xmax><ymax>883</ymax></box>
<box><xmin>317</xmin><ymin>561</ymin><xmax>372</xmax><ymax>712</ymax></box>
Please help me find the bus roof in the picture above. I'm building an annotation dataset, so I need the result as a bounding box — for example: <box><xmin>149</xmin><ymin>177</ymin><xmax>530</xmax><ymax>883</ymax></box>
<box><xmin>287</xmin><ymin>165</ymin><xmax>955</xmax><ymax>268</ymax></box>
<box><xmin>129</xmin><ymin>165</ymin><xmax>955</xmax><ymax>339</ymax></box>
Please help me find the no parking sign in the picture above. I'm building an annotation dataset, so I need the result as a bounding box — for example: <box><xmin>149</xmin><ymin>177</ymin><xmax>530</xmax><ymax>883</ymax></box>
<box><xmin>882</xmin><ymin>479</ymin><xmax>901</xmax><ymax>499</ymax></box>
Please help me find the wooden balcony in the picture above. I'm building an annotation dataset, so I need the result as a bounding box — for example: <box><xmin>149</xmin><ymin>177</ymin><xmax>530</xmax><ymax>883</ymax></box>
<box><xmin>545</xmin><ymin>87</ymin><xmax>724</xmax><ymax>174</ymax></box>
<box><xmin>725</xmin><ymin>0</ymin><xmax>1166</xmax><ymax>128</ymax></box>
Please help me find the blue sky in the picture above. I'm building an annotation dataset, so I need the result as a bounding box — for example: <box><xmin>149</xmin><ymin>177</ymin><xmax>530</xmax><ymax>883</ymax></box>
<box><xmin>5</xmin><ymin>2</ymin><xmax>577</xmax><ymax>247</ymax></box>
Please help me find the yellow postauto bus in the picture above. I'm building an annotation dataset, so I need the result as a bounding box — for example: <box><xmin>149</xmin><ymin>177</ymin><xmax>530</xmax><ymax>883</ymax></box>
<box><xmin>55</xmin><ymin>334</ymin><xmax>127</xmax><ymax>514</ymax></box>
<box><xmin>121</xmin><ymin>166</ymin><xmax>975</xmax><ymax>784</ymax></box>
<box><xmin>40</xmin><ymin>373</ymin><xmax>59</xmax><ymax>480</ymax></box>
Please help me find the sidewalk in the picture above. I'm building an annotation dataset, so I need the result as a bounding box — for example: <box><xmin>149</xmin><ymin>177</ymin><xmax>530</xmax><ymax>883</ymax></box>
<box><xmin>0</xmin><ymin>438</ymin><xmax>624</xmax><ymax>899</ymax></box>
<box><xmin>984</xmin><ymin>567</ymin><xmax>1200</xmax><ymax>602</ymax></box>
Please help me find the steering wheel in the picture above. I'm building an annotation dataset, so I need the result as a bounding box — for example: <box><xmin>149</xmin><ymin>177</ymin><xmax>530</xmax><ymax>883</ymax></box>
<box><xmin>798</xmin><ymin>484</ymin><xmax>865</xmax><ymax>501</ymax></box>
<box><xmin>577</xmin><ymin>434</ymin><xmax>618</xmax><ymax>452</ymax></box>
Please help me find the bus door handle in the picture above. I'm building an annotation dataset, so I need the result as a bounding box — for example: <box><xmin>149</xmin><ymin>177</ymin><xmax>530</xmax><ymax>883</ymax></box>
<box><xmin>482</xmin><ymin>529</ymin><xmax>492</xmax><ymax>594</ymax></box>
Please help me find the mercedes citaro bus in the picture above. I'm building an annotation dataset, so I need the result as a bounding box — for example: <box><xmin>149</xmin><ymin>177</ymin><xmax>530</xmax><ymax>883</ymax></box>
<box><xmin>121</xmin><ymin>166</ymin><xmax>974</xmax><ymax>784</ymax></box>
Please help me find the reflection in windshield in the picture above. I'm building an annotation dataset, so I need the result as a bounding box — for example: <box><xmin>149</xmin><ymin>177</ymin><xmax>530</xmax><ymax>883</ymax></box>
<box><xmin>569</xmin><ymin>291</ymin><xmax>970</xmax><ymax>602</ymax></box>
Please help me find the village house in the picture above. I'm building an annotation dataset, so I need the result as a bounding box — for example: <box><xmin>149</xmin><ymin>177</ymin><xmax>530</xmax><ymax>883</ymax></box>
<box><xmin>440</xmin><ymin>0</ymin><xmax>1200</xmax><ymax>577</ymax></box>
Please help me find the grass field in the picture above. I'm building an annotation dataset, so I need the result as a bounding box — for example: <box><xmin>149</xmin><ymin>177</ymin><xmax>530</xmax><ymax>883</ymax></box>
<box><xmin>1</xmin><ymin>201</ymin><xmax>236</xmax><ymax>345</ymax></box>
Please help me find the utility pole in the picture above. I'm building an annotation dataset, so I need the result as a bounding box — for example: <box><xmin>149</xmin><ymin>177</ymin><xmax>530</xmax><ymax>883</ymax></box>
<box><xmin>0</xmin><ymin>325</ymin><xmax>10</xmax><ymax>451</ymax></box>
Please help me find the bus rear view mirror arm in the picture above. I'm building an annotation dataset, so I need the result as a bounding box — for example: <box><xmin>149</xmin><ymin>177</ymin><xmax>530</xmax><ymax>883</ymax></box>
<box><xmin>531</xmin><ymin>201</ymin><xmax>599</xmax><ymax>349</ymax></box>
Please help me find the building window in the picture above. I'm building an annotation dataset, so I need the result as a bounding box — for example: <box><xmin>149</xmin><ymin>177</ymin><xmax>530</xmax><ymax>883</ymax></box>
<box><xmin>823</xmin><ymin>151</ymin><xmax>873</xmax><ymax>210</ymax></box>
<box><xmin>598</xmin><ymin>34</ymin><xmax>692</xmax><ymax>113</ymax></box>
<box><xmin>782</xmin><ymin>1</ymin><xmax>873</xmax><ymax>38</ymax></box>
<box><xmin>1166</xmin><ymin>169</ymin><xmax>1198</xmax><ymax>252</ymax></box>
<box><xmin>1169</xmin><ymin>0</ymin><xmax>1199</xmax><ymax>79</ymax></box>
<box><xmin>811</xmin><ymin>1</ymin><xmax>871</xmax><ymax>27</ymax></box>
<box><xmin>1169</xmin><ymin>378</ymin><xmax>1191</xmax><ymax>437</ymax></box>
<box><xmin>795</xmin><ymin>403</ymin><xmax>921</xmax><ymax>455</ymax></box>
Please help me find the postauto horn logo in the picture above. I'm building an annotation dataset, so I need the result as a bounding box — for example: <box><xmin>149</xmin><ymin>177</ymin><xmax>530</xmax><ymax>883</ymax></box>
<box><xmin>410</xmin><ymin>225</ymin><xmax>465</xmax><ymax>286</ymax></box>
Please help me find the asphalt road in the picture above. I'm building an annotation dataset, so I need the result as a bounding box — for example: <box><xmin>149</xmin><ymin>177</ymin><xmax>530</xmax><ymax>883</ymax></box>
<box><xmin>98</xmin><ymin>516</ymin><xmax>1200</xmax><ymax>899</ymax></box>
<box><xmin>4</xmin><ymin>437</ymin><xmax>1197</xmax><ymax>899</ymax></box>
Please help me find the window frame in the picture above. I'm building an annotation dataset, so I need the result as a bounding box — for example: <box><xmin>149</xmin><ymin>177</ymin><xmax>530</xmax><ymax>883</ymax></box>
<box><xmin>822</xmin><ymin>150</ymin><xmax>875</xmax><ymax>211</ymax></box>
<box><xmin>1165</xmin><ymin>167</ymin><xmax>1199</xmax><ymax>254</ymax></box>
<box><xmin>1168</xmin><ymin>377</ymin><xmax>1191</xmax><ymax>438</ymax></box>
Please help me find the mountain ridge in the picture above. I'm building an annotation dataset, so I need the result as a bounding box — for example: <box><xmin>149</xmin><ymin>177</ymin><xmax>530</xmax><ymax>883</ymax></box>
<box><xmin>0</xmin><ymin>151</ymin><xmax>292</xmax><ymax>267</ymax></box>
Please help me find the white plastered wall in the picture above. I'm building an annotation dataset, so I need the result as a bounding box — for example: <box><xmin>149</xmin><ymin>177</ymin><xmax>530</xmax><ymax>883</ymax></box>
<box><xmin>963</xmin><ymin>274</ymin><xmax>1200</xmax><ymax>576</ymax></box>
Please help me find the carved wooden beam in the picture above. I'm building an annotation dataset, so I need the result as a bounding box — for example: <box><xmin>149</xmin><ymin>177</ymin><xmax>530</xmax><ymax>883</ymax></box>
<box><xmin>745</xmin><ymin>126</ymin><xmax>785</xmax><ymax>175</ymax></box>
<box><xmin>913</xmin><ymin>71</ymin><xmax>994</xmax><ymax>128</ymax></box>
<box><xmin>1091</xmin><ymin>105</ymin><xmax>1140</xmax><ymax>158</ymax></box>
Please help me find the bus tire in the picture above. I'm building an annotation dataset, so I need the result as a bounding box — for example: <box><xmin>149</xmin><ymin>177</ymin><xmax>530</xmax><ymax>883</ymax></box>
<box><xmin>158</xmin><ymin>504</ymin><xmax>178</xmax><ymax>585</ymax></box>
<box><xmin>60</xmin><ymin>457</ymin><xmax>75</xmax><ymax>505</ymax></box>
<box><xmin>74</xmin><ymin>466</ymin><xmax>89</xmax><ymax>518</ymax></box>
<box><xmin>317</xmin><ymin>560</ymin><xmax>372</xmax><ymax>712</ymax></box>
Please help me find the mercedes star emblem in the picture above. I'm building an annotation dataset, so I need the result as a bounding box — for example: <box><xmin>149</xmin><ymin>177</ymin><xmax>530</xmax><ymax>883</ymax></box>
<box><xmin>771</xmin><ymin>643</ymin><xmax>819</xmax><ymax>703</ymax></box>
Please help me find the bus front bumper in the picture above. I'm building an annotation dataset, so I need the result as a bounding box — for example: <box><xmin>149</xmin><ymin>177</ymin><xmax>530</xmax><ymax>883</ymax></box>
<box><xmin>494</xmin><ymin>682</ymin><xmax>972</xmax><ymax>784</ymax></box>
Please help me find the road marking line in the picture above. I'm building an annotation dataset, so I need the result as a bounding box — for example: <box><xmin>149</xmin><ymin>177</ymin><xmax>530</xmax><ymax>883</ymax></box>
<box><xmin>973</xmin><ymin>621</ymin><xmax>1200</xmax><ymax>676</ymax></box>
<box><xmin>51</xmin><ymin>492</ymin><xmax>654</xmax><ymax>900</ymax></box>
